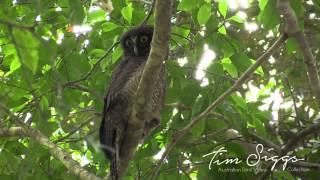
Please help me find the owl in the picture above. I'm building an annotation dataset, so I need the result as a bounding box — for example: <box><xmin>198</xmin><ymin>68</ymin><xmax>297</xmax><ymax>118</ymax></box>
<box><xmin>99</xmin><ymin>25</ymin><xmax>166</xmax><ymax>179</ymax></box>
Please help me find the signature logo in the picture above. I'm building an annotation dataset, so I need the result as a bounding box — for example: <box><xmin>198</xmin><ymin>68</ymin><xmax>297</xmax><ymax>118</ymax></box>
<box><xmin>202</xmin><ymin>144</ymin><xmax>304</xmax><ymax>171</ymax></box>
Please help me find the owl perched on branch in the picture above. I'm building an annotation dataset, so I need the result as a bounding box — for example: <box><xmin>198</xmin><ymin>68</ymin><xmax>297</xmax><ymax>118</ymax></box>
<box><xmin>99</xmin><ymin>25</ymin><xmax>166</xmax><ymax>179</ymax></box>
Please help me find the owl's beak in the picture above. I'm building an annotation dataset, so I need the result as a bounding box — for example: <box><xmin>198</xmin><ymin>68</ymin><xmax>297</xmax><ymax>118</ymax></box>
<box><xmin>133</xmin><ymin>45</ymin><xmax>138</xmax><ymax>56</ymax></box>
<box><xmin>131</xmin><ymin>37</ymin><xmax>138</xmax><ymax>56</ymax></box>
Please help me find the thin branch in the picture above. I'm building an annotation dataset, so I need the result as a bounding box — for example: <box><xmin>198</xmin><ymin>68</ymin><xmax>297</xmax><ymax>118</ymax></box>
<box><xmin>283</xmin><ymin>76</ymin><xmax>301</xmax><ymax>127</ymax></box>
<box><xmin>150</xmin><ymin>34</ymin><xmax>288</xmax><ymax>179</ymax></box>
<box><xmin>277</xmin><ymin>0</ymin><xmax>320</xmax><ymax>105</ymax></box>
<box><xmin>64</xmin><ymin>41</ymin><xmax>119</xmax><ymax>86</ymax></box>
<box><xmin>54</xmin><ymin>117</ymin><xmax>95</xmax><ymax>143</ymax></box>
<box><xmin>248</xmin><ymin>132</ymin><xmax>281</xmax><ymax>152</ymax></box>
<box><xmin>140</xmin><ymin>0</ymin><xmax>155</xmax><ymax>25</ymax></box>
<box><xmin>0</xmin><ymin>104</ymin><xmax>102</xmax><ymax>180</ymax></box>
<box><xmin>129</xmin><ymin>0</ymin><xmax>152</xmax><ymax>5</ymax></box>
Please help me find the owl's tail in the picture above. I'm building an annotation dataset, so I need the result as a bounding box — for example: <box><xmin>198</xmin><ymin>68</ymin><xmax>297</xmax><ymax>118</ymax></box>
<box><xmin>110</xmin><ymin>130</ymin><xmax>120</xmax><ymax>180</ymax></box>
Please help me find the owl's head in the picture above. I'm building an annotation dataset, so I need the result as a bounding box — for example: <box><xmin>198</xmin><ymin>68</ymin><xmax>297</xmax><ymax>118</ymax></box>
<box><xmin>120</xmin><ymin>25</ymin><xmax>153</xmax><ymax>57</ymax></box>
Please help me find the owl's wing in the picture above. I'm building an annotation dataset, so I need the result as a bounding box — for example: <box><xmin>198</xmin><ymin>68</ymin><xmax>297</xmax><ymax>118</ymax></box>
<box><xmin>100</xmin><ymin>56</ymin><xmax>145</xmax><ymax>159</ymax></box>
<box><xmin>100</xmin><ymin>57</ymin><xmax>129</xmax><ymax>159</ymax></box>
<box><xmin>105</xmin><ymin>57</ymin><xmax>130</xmax><ymax>111</ymax></box>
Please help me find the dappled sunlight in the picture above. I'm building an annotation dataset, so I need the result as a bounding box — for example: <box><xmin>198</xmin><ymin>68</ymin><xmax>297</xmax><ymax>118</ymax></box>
<box><xmin>244</xmin><ymin>22</ymin><xmax>259</xmax><ymax>33</ymax></box>
<box><xmin>226</xmin><ymin>0</ymin><xmax>249</xmax><ymax>10</ymax></box>
<box><xmin>259</xmin><ymin>88</ymin><xmax>283</xmax><ymax>121</ymax></box>
<box><xmin>195</xmin><ymin>44</ymin><xmax>216</xmax><ymax>86</ymax></box>
<box><xmin>153</xmin><ymin>147</ymin><xmax>166</xmax><ymax>160</ymax></box>
<box><xmin>177</xmin><ymin>57</ymin><xmax>188</xmax><ymax>66</ymax></box>
<box><xmin>236</xmin><ymin>11</ymin><xmax>247</xmax><ymax>20</ymax></box>
<box><xmin>71</xmin><ymin>25</ymin><xmax>92</xmax><ymax>36</ymax></box>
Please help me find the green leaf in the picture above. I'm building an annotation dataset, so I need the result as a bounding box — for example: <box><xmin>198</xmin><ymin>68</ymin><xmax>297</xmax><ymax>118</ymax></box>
<box><xmin>178</xmin><ymin>0</ymin><xmax>198</xmax><ymax>11</ymax></box>
<box><xmin>221</xmin><ymin>58</ymin><xmax>238</xmax><ymax>78</ymax></box>
<box><xmin>61</xmin><ymin>53</ymin><xmax>90</xmax><ymax>81</ymax></box>
<box><xmin>252</xmin><ymin>118</ymin><xmax>267</xmax><ymax>138</ymax></box>
<box><xmin>69</xmin><ymin>0</ymin><xmax>85</xmax><ymax>24</ymax></box>
<box><xmin>226</xmin><ymin>142</ymin><xmax>246</xmax><ymax>157</ymax></box>
<box><xmin>9</xmin><ymin>57</ymin><xmax>21</xmax><ymax>74</ymax></box>
<box><xmin>209</xmin><ymin>33</ymin><xmax>236</xmax><ymax>57</ymax></box>
<box><xmin>111</xmin><ymin>46</ymin><xmax>123</xmax><ymax>64</ymax></box>
<box><xmin>89</xmin><ymin>49</ymin><xmax>106</xmax><ymax>59</ymax></box>
<box><xmin>290</xmin><ymin>0</ymin><xmax>304</xmax><ymax>17</ymax></box>
<box><xmin>258</xmin><ymin>0</ymin><xmax>268</xmax><ymax>11</ymax></box>
<box><xmin>218</xmin><ymin>26</ymin><xmax>226</xmax><ymax>35</ymax></box>
<box><xmin>88</xmin><ymin>9</ymin><xmax>106</xmax><ymax>23</ymax></box>
<box><xmin>121</xmin><ymin>3</ymin><xmax>133</xmax><ymax>24</ymax></box>
<box><xmin>285</xmin><ymin>37</ymin><xmax>299</xmax><ymax>54</ymax></box>
<box><xmin>180</xmin><ymin>81</ymin><xmax>201</xmax><ymax>106</ymax></box>
<box><xmin>40</xmin><ymin>96</ymin><xmax>49</xmax><ymax>111</ymax></box>
<box><xmin>259</xmin><ymin>0</ymin><xmax>280</xmax><ymax>30</ymax></box>
<box><xmin>102</xmin><ymin>22</ymin><xmax>119</xmax><ymax>32</ymax></box>
<box><xmin>13</xmin><ymin>29</ymin><xmax>39</xmax><ymax>74</ymax></box>
<box><xmin>229</xmin><ymin>15</ymin><xmax>245</xmax><ymax>23</ymax></box>
<box><xmin>231</xmin><ymin>95</ymin><xmax>247</xmax><ymax>110</ymax></box>
<box><xmin>197</xmin><ymin>3</ymin><xmax>212</xmax><ymax>25</ymax></box>
<box><xmin>219</xmin><ymin>0</ymin><xmax>228</xmax><ymax>18</ymax></box>
<box><xmin>191</xmin><ymin>118</ymin><xmax>206</xmax><ymax>137</ymax></box>
<box><xmin>230</xmin><ymin>53</ymin><xmax>252</xmax><ymax>73</ymax></box>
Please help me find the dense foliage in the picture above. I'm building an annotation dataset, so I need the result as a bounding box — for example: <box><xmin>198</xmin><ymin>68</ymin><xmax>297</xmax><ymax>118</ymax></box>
<box><xmin>0</xmin><ymin>0</ymin><xmax>320</xmax><ymax>179</ymax></box>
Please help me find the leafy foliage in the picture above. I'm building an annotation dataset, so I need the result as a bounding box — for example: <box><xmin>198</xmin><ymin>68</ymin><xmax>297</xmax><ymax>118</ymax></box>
<box><xmin>0</xmin><ymin>0</ymin><xmax>320</xmax><ymax>179</ymax></box>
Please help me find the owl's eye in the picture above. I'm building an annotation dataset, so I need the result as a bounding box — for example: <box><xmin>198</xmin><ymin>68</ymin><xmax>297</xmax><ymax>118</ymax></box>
<box><xmin>125</xmin><ymin>39</ymin><xmax>132</xmax><ymax>47</ymax></box>
<box><xmin>140</xmin><ymin>35</ymin><xmax>149</xmax><ymax>43</ymax></box>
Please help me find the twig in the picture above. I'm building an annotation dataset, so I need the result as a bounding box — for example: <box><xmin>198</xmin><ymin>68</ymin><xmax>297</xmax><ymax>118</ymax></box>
<box><xmin>171</xmin><ymin>32</ymin><xmax>194</xmax><ymax>45</ymax></box>
<box><xmin>54</xmin><ymin>117</ymin><xmax>95</xmax><ymax>143</ymax></box>
<box><xmin>150</xmin><ymin>34</ymin><xmax>288</xmax><ymax>179</ymax></box>
<box><xmin>140</xmin><ymin>0</ymin><xmax>155</xmax><ymax>25</ymax></box>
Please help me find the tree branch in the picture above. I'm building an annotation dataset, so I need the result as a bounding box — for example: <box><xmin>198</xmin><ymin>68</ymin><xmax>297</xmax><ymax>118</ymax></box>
<box><xmin>107</xmin><ymin>0</ymin><xmax>172</xmax><ymax>179</ymax></box>
<box><xmin>0</xmin><ymin>104</ymin><xmax>102</xmax><ymax>180</ymax></box>
<box><xmin>0</xmin><ymin>127</ymin><xmax>26</xmax><ymax>137</ymax></box>
<box><xmin>277</xmin><ymin>0</ymin><xmax>320</xmax><ymax>105</ymax></box>
<box><xmin>150</xmin><ymin>34</ymin><xmax>288</xmax><ymax>179</ymax></box>
<box><xmin>134</xmin><ymin>0</ymin><xmax>171</xmax><ymax>112</ymax></box>
<box><xmin>281</xmin><ymin>120</ymin><xmax>320</xmax><ymax>154</ymax></box>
